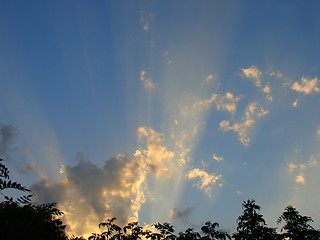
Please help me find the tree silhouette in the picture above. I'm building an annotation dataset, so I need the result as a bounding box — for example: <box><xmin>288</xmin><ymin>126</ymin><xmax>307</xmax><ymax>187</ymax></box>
<box><xmin>0</xmin><ymin>158</ymin><xmax>32</xmax><ymax>204</ymax></box>
<box><xmin>201</xmin><ymin>221</ymin><xmax>231</xmax><ymax>240</ymax></box>
<box><xmin>0</xmin><ymin>159</ymin><xmax>70</xmax><ymax>240</ymax></box>
<box><xmin>233</xmin><ymin>199</ymin><xmax>280</xmax><ymax>240</ymax></box>
<box><xmin>153</xmin><ymin>222</ymin><xmax>177</xmax><ymax>240</ymax></box>
<box><xmin>0</xmin><ymin>201</ymin><xmax>67</xmax><ymax>240</ymax></box>
<box><xmin>278</xmin><ymin>205</ymin><xmax>320</xmax><ymax>240</ymax></box>
<box><xmin>177</xmin><ymin>228</ymin><xmax>200</xmax><ymax>240</ymax></box>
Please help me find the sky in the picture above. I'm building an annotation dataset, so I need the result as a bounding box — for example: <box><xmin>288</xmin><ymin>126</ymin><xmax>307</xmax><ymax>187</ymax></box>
<box><xmin>1</xmin><ymin>0</ymin><xmax>320</xmax><ymax>237</ymax></box>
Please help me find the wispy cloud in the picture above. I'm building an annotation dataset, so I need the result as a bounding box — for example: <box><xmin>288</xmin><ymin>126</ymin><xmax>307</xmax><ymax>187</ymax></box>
<box><xmin>287</xmin><ymin>156</ymin><xmax>318</xmax><ymax>185</ymax></box>
<box><xmin>241</xmin><ymin>65</ymin><xmax>272</xmax><ymax>101</ymax></box>
<box><xmin>219</xmin><ymin>102</ymin><xmax>269</xmax><ymax>146</ymax></box>
<box><xmin>140</xmin><ymin>70</ymin><xmax>156</xmax><ymax>89</ymax></box>
<box><xmin>292</xmin><ymin>99</ymin><xmax>299</xmax><ymax>108</ymax></box>
<box><xmin>187</xmin><ymin>168</ymin><xmax>222</xmax><ymax>198</ymax></box>
<box><xmin>291</xmin><ymin>76</ymin><xmax>320</xmax><ymax>95</ymax></box>
<box><xmin>270</xmin><ymin>71</ymin><xmax>283</xmax><ymax>78</ymax></box>
<box><xmin>241</xmin><ymin>65</ymin><xmax>262</xmax><ymax>87</ymax></box>
<box><xmin>236</xmin><ymin>190</ymin><xmax>242</xmax><ymax>195</ymax></box>
<box><xmin>140</xmin><ymin>11</ymin><xmax>152</xmax><ymax>31</ymax></box>
<box><xmin>180</xmin><ymin>92</ymin><xmax>241</xmax><ymax>116</ymax></box>
<box><xmin>205</xmin><ymin>74</ymin><xmax>215</xmax><ymax>83</ymax></box>
<box><xmin>163</xmin><ymin>51</ymin><xmax>173</xmax><ymax>64</ymax></box>
<box><xmin>212</xmin><ymin>153</ymin><xmax>223</xmax><ymax>162</ymax></box>
<box><xmin>212</xmin><ymin>93</ymin><xmax>242</xmax><ymax>114</ymax></box>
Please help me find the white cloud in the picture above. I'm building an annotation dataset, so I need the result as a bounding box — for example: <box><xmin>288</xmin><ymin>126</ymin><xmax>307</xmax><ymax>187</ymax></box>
<box><xmin>140</xmin><ymin>70</ymin><xmax>156</xmax><ymax>89</ymax></box>
<box><xmin>219</xmin><ymin>102</ymin><xmax>269</xmax><ymax>146</ymax></box>
<box><xmin>135</xmin><ymin>127</ymin><xmax>175</xmax><ymax>178</ymax></box>
<box><xmin>212</xmin><ymin>93</ymin><xmax>242</xmax><ymax>114</ymax></box>
<box><xmin>241</xmin><ymin>65</ymin><xmax>272</xmax><ymax>101</ymax></box>
<box><xmin>295</xmin><ymin>175</ymin><xmax>305</xmax><ymax>184</ymax></box>
<box><xmin>187</xmin><ymin>168</ymin><xmax>222</xmax><ymax>197</ymax></box>
<box><xmin>241</xmin><ymin>65</ymin><xmax>262</xmax><ymax>87</ymax></box>
<box><xmin>263</xmin><ymin>84</ymin><xmax>273</xmax><ymax>101</ymax></box>
<box><xmin>212</xmin><ymin>153</ymin><xmax>223</xmax><ymax>162</ymax></box>
<box><xmin>291</xmin><ymin>76</ymin><xmax>320</xmax><ymax>94</ymax></box>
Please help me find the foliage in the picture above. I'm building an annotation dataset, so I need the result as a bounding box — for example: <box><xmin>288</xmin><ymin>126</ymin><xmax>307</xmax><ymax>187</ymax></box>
<box><xmin>0</xmin><ymin>159</ymin><xmax>68</xmax><ymax>240</ymax></box>
<box><xmin>0</xmin><ymin>201</ymin><xmax>67</xmax><ymax>240</ymax></box>
<box><xmin>0</xmin><ymin>158</ymin><xmax>32</xmax><ymax>204</ymax></box>
<box><xmin>89</xmin><ymin>218</ymin><xmax>232</xmax><ymax>240</ymax></box>
<box><xmin>278</xmin><ymin>205</ymin><xmax>320</xmax><ymax>240</ymax></box>
<box><xmin>201</xmin><ymin>221</ymin><xmax>231</xmax><ymax>240</ymax></box>
<box><xmin>233</xmin><ymin>199</ymin><xmax>281</xmax><ymax>240</ymax></box>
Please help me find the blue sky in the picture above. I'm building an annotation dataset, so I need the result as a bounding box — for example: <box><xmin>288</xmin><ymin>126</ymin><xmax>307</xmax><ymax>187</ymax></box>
<box><xmin>1</xmin><ymin>0</ymin><xmax>320</xmax><ymax>237</ymax></box>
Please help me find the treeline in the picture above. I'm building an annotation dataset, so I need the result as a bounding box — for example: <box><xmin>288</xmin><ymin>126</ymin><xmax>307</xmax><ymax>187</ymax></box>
<box><xmin>1</xmin><ymin>159</ymin><xmax>320</xmax><ymax>240</ymax></box>
<box><xmin>84</xmin><ymin>200</ymin><xmax>320</xmax><ymax>240</ymax></box>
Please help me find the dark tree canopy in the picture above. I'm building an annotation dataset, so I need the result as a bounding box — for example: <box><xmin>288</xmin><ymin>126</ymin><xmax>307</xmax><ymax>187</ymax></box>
<box><xmin>0</xmin><ymin>201</ymin><xmax>67</xmax><ymax>240</ymax></box>
<box><xmin>0</xmin><ymin>159</ymin><xmax>68</xmax><ymax>240</ymax></box>
<box><xmin>233</xmin><ymin>199</ymin><xmax>280</xmax><ymax>240</ymax></box>
<box><xmin>278</xmin><ymin>205</ymin><xmax>320</xmax><ymax>240</ymax></box>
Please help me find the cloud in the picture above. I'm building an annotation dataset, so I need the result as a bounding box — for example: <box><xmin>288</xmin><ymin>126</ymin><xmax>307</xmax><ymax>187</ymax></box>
<box><xmin>288</xmin><ymin>163</ymin><xmax>298</xmax><ymax>173</ymax></box>
<box><xmin>187</xmin><ymin>168</ymin><xmax>222</xmax><ymax>198</ymax></box>
<box><xmin>292</xmin><ymin>99</ymin><xmax>299</xmax><ymax>108</ymax></box>
<box><xmin>317</xmin><ymin>126</ymin><xmax>320</xmax><ymax>135</ymax></box>
<box><xmin>295</xmin><ymin>175</ymin><xmax>305</xmax><ymax>184</ymax></box>
<box><xmin>180</xmin><ymin>92</ymin><xmax>241</xmax><ymax>116</ymax></box>
<box><xmin>140</xmin><ymin>11</ymin><xmax>152</xmax><ymax>31</ymax></box>
<box><xmin>169</xmin><ymin>206</ymin><xmax>193</xmax><ymax>224</ymax></box>
<box><xmin>262</xmin><ymin>84</ymin><xmax>273</xmax><ymax>101</ymax></box>
<box><xmin>241</xmin><ymin>65</ymin><xmax>262</xmax><ymax>87</ymax></box>
<box><xmin>136</xmin><ymin>127</ymin><xmax>175</xmax><ymax>178</ymax></box>
<box><xmin>212</xmin><ymin>93</ymin><xmax>242</xmax><ymax>114</ymax></box>
<box><xmin>205</xmin><ymin>75</ymin><xmax>215</xmax><ymax>83</ymax></box>
<box><xmin>31</xmin><ymin>127</ymin><xmax>174</xmax><ymax>236</ymax></box>
<box><xmin>140</xmin><ymin>70</ymin><xmax>156</xmax><ymax>89</ymax></box>
<box><xmin>270</xmin><ymin>71</ymin><xmax>283</xmax><ymax>78</ymax></box>
<box><xmin>212</xmin><ymin>154</ymin><xmax>223</xmax><ymax>162</ymax></box>
<box><xmin>219</xmin><ymin>102</ymin><xmax>269</xmax><ymax>146</ymax></box>
<box><xmin>0</xmin><ymin>123</ymin><xmax>18</xmax><ymax>157</ymax></box>
<box><xmin>291</xmin><ymin>76</ymin><xmax>320</xmax><ymax>95</ymax></box>
<box><xmin>236</xmin><ymin>190</ymin><xmax>242</xmax><ymax>195</ymax></box>
<box><xmin>32</xmin><ymin>155</ymin><xmax>139</xmax><ymax>236</ymax></box>
<box><xmin>287</xmin><ymin>156</ymin><xmax>318</xmax><ymax>185</ymax></box>
<box><xmin>241</xmin><ymin>65</ymin><xmax>272</xmax><ymax>101</ymax></box>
